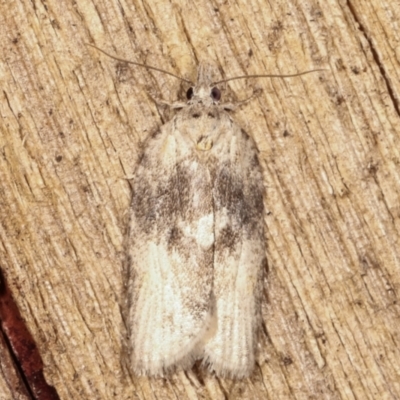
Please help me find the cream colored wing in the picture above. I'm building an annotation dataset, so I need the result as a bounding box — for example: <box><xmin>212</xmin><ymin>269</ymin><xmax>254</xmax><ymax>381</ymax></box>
<box><xmin>126</xmin><ymin>122</ymin><xmax>214</xmax><ymax>376</ymax></box>
<box><xmin>202</xmin><ymin>123</ymin><xmax>266</xmax><ymax>378</ymax></box>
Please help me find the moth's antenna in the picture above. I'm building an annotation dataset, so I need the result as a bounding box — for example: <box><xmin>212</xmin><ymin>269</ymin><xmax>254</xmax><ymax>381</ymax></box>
<box><xmin>213</xmin><ymin>69</ymin><xmax>325</xmax><ymax>85</ymax></box>
<box><xmin>86</xmin><ymin>43</ymin><xmax>194</xmax><ymax>85</ymax></box>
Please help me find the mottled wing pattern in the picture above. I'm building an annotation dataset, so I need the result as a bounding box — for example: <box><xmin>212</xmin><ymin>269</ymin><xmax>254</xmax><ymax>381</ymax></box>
<box><xmin>203</xmin><ymin>121</ymin><xmax>266</xmax><ymax>378</ymax></box>
<box><xmin>126</xmin><ymin>61</ymin><xmax>266</xmax><ymax>379</ymax></box>
<box><xmin>127</xmin><ymin>122</ymin><xmax>214</xmax><ymax>376</ymax></box>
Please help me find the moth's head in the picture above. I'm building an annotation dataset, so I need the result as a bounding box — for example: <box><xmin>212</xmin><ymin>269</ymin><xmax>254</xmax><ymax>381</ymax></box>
<box><xmin>186</xmin><ymin>62</ymin><xmax>222</xmax><ymax>106</ymax></box>
<box><xmin>86</xmin><ymin>44</ymin><xmax>324</xmax><ymax>110</ymax></box>
<box><xmin>186</xmin><ymin>85</ymin><xmax>221</xmax><ymax>105</ymax></box>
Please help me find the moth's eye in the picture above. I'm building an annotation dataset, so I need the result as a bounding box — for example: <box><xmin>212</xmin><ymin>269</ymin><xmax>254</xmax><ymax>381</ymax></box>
<box><xmin>211</xmin><ymin>87</ymin><xmax>221</xmax><ymax>101</ymax></box>
<box><xmin>186</xmin><ymin>87</ymin><xmax>194</xmax><ymax>99</ymax></box>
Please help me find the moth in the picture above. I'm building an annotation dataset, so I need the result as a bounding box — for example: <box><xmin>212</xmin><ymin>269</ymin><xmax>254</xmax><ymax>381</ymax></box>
<box><xmin>88</xmin><ymin>44</ymin><xmax>321</xmax><ymax>378</ymax></box>
<box><xmin>128</xmin><ymin>64</ymin><xmax>267</xmax><ymax>379</ymax></box>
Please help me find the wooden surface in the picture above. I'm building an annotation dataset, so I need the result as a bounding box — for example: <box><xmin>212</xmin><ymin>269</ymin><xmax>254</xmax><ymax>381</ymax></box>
<box><xmin>1</xmin><ymin>0</ymin><xmax>400</xmax><ymax>399</ymax></box>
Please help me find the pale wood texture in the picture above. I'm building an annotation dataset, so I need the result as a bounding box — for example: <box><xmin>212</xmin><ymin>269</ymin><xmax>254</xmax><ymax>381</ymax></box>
<box><xmin>1</xmin><ymin>0</ymin><xmax>399</xmax><ymax>399</ymax></box>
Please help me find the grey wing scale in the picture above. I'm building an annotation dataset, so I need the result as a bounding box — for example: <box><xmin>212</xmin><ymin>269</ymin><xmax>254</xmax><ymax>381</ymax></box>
<box><xmin>126</xmin><ymin>123</ymin><xmax>214</xmax><ymax>376</ymax></box>
<box><xmin>203</xmin><ymin>124</ymin><xmax>266</xmax><ymax>378</ymax></box>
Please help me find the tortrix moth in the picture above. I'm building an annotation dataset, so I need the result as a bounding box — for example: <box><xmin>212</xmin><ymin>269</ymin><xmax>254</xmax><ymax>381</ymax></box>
<box><xmin>88</xmin><ymin>44</ymin><xmax>321</xmax><ymax>378</ymax></box>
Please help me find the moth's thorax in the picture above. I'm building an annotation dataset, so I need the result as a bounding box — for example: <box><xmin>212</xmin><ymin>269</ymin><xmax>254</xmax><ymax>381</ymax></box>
<box><xmin>174</xmin><ymin>104</ymin><xmax>231</xmax><ymax>152</ymax></box>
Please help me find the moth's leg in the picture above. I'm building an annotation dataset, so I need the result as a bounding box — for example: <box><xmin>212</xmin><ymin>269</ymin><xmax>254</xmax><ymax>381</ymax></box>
<box><xmin>220</xmin><ymin>88</ymin><xmax>263</xmax><ymax>111</ymax></box>
<box><xmin>146</xmin><ymin>90</ymin><xmax>187</xmax><ymax>109</ymax></box>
